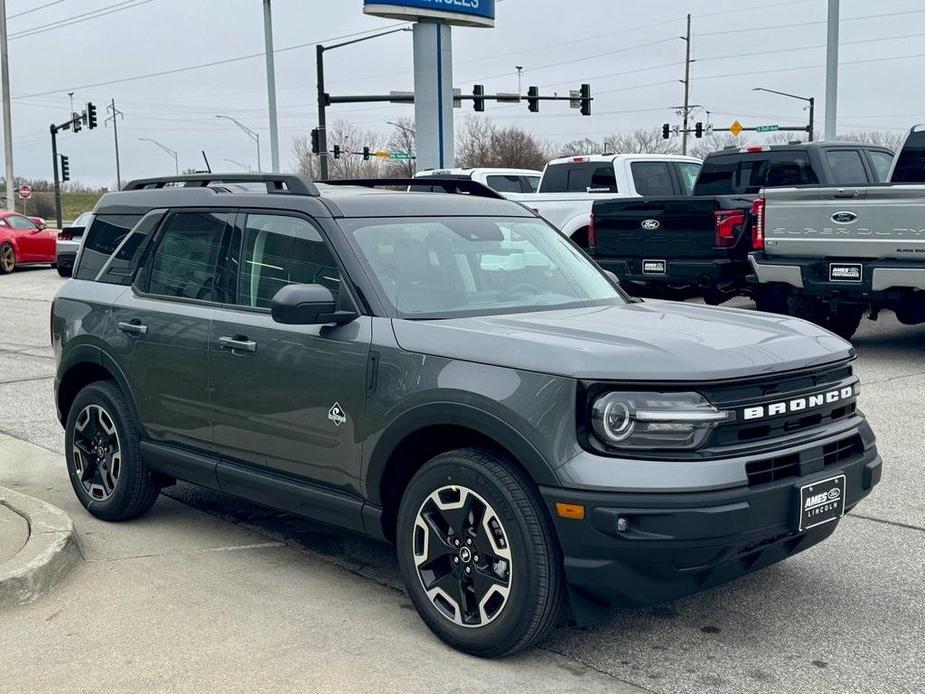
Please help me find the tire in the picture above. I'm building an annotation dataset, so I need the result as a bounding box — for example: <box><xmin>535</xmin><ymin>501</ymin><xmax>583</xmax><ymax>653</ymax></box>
<box><xmin>754</xmin><ymin>286</ymin><xmax>789</xmax><ymax>314</ymax></box>
<box><xmin>396</xmin><ymin>448</ymin><xmax>563</xmax><ymax>657</ymax></box>
<box><xmin>56</xmin><ymin>264</ymin><xmax>71</xmax><ymax>278</ymax></box>
<box><xmin>823</xmin><ymin>304</ymin><xmax>864</xmax><ymax>341</ymax></box>
<box><xmin>0</xmin><ymin>242</ymin><xmax>15</xmax><ymax>274</ymax></box>
<box><xmin>788</xmin><ymin>294</ymin><xmax>825</xmax><ymax>324</ymax></box>
<box><xmin>64</xmin><ymin>381</ymin><xmax>160</xmax><ymax>521</ymax></box>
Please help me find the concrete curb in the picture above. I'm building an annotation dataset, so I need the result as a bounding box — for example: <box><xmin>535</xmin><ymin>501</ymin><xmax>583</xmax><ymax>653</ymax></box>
<box><xmin>0</xmin><ymin>485</ymin><xmax>80</xmax><ymax>609</ymax></box>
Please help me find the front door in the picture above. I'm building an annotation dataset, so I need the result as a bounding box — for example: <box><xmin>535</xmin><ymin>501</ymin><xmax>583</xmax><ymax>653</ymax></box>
<box><xmin>110</xmin><ymin>210</ymin><xmax>232</xmax><ymax>450</ymax></box>
<box><xmin>7</xmin><ymin>214</ymin><xmax>54</xmax><ymax>262</ymax></box>
<box><xmin>209</xmin><ymin>212</ymin><xmax>370</xmax><ymax>489</ymax></box>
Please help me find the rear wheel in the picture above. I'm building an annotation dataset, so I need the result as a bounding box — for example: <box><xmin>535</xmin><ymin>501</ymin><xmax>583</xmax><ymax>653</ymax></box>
<box><xmin>0</xmin><ymin>243</ymin><xmax>15</xmax><ymax>274</ymax></box>
<box><xmin>396</xmin><ymin>448</ymin><xmax>563</xmax><ymax>657</ymax></box>
<box><xmin>56</xmin><ymin>264</ymin><xmax>71</xmax><ymax>278</ymax></box>
<box><xmin>788</xmin><ymin>296</ymin><xmax>863</xmax><ymax>340</ymax></box>
<box><xmin>754</xmin><ymin>285</ymin><xmax>790</xmax><ymax>314</ymax></box>
<box><xmin>65</xmin><ymin>381</ymin><xmax>160</xmax><ymax>521</ymax></box>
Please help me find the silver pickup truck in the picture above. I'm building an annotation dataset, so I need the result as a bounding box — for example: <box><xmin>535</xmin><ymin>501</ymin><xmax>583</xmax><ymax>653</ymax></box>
<box><xmin>749</xmin><ymin>125</ymin><xmax>925</xmax><ymax>339</ymax></box>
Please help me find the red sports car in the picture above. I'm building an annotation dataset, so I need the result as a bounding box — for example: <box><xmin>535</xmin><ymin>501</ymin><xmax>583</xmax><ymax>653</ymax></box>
<box><xmin>0</xmin><ymin>210</ymin><xmax>58</xmax><ymax>274</ymax></box>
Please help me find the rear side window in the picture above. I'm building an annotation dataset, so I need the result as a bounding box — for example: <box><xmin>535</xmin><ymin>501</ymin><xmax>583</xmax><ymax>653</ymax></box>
<box><xmin>539</xmin><ymin>162</ymin><xmax>617</xmax><ymax>193</ymax></box>
<box><xmin>868</xmin><ymin>150</ymin><xmax>894</xmax><ymax>182</ymax></box>
<box><xmin>825</xmin><ymin>150</ymin><xmax>869</xmax><ymax>185</ymax></box>
<box><xmin>485</xmin><ymin>175</ymin><xmax>525</xmax><ymax>193</ymax></box>
<box><xmin>73</xmin><ymin>214</ymin><xmax>143</xmax><ymax>281</ymax></box>
<box><xmin>145</xmin><ymin>212</ymin><xmax>229</xmax><ymax>301</ymax></box>
<box><xmin>523</xmin><ymin>175</ymin><xmax>540</xmax><ymax>192</ymax></box>
<box><xmin>631</xmin><ymin>162</ymin><xmax>676</xmax><ymax>196</ymax></box>
<box><xmin>695</xmin><ymin>152</ymin><xmax>818</xmax><ymax>194</ymax></box>
<box><xmin>891</xmin><ymin>131</ymin><xmax>925</xmax><ymax>183</ymax></box>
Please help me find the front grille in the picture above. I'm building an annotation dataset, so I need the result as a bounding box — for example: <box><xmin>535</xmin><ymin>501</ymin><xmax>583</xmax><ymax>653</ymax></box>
<box><xmin>745</xmin><ymin>434</ymin><xmax>863</xmax><ymax>486</ymax></box>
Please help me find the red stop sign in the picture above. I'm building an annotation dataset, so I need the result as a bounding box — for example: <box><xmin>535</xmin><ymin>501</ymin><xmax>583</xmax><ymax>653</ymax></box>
<box><xmin>18</xmin><ymin>184</ymin><xmax>32</xmax><ymax>200</ymax></box>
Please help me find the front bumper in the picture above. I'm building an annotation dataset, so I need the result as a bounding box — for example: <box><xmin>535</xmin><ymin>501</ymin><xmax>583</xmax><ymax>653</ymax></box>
<box><xmin>540</xmin><ymin>439</ymin><xmax>880</xmax><ymax>614</ymax></box>
<box><xmin>749</xmin><ymin>252</ymin><xmax>925</xmax><ymax>301</ymax></box>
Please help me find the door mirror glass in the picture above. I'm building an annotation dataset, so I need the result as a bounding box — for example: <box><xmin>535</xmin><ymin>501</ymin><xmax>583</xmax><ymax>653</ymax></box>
<box><xmin>271</xmin><ymin>283</ymin><xmax>354</xmax><ymax>325</ymax></box>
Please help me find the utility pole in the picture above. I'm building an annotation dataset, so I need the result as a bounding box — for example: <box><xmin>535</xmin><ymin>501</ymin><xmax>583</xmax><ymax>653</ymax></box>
<box><xmin>680</xmin><ymin>13</ymin><xmax>692</xmax><ymax>155</ymax></box>
<box><xmin>105</xmin><ymin>99</ymin><xmax>124</xmax><ymax>190</ymax></box>
<box><xmin>263</xmin><ymin>0</ymin><xmax>280</xmax><ymax>172</ymax></box>
<box><xmin>825</xmin><ymin>0</ymin><xmax>839</xmax><ymax>140</ymax></box>
<box><xmin>0</xmin><ymin>0</ymin><xmax>14</xmax><ymax>212</ymax></box>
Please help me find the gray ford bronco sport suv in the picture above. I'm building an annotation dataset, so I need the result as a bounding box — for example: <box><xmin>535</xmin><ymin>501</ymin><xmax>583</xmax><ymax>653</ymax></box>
<box><xmin>52</xmin><ymin>174</ymin><xmax>881</xmax><ymax>657</ymax></box>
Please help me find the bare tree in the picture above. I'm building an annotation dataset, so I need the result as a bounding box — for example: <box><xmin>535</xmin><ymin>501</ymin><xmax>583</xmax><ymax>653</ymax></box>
<box><xmin>385</xmin><ymin>117</ymin><xmax>416</xmax><ymax>177</ymax></box>
<box><xmin>456</xmin><ymin>116</ymin><xmax>552</xmax><ymax>170</ymax></box>
<box><xmin>558</xmin><ymin>138</ymin><xmax>605</xmax><ymax>157</ymax></box>
<box><xmin>689</xmin><ymin>132</ymin><xmax>752</xmax><ymax>160</ymax></box>
<box><xmin>455</xmin><ymin>116</ymin><xmax>495</xmax><ymax>170</ymax></box>
<box><xmin>604</xmin><ymin>128</ymin><xmax>682</xmax><ymax>155</ymax></box>
<box><xmin>837</xmin><ymin>130</ymin><xmax>904</xmax><ymax>151</ymax></box>
<box><xmin>291</xmin><ymin>120</ymin><xmax>386</xmax><ymax>180</ymax></box>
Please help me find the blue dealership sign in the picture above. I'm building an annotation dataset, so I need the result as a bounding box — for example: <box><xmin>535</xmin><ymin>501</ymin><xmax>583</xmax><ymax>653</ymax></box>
<box><xmin>364</xmin><ymin>0</ymin><xmax>495</xmax><ymax>28</ymax></box>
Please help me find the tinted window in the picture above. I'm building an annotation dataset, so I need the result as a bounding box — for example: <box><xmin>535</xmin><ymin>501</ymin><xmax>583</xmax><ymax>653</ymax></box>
<box><xmin>485</xmin><ymin>175</ymin><xmax>525</xmax><ymax>193</ymax></box>
<box><xmin>868</xmin><ymin>150</ymin><xmax>894</xmax><ymax>182</ymax></box>
<box><xmin>890</xmin><ymin>131</ymin><xmax>925</xmax><ymax>183</ymax></box>
<box><xmin>675</xmin><ymin>162</ymin><xmax>701</xmax><ymax>195</ymax></box>
<box><xmin>146</xmin><ymin>212</ymin><xmax>228</xmax><ymax>301</ymax></box>
<box><xmin>235</xmin><ymin>214</ymin><xmax>341</xmax><ymax>309</ymax></box>
<box><xmin>826</xmin><ymin>150</ymin><xmax>869</xmax><ymax>185</ymax></box>
<box><xmin>695</xmin><ymin>152</ymin><xmax>818</xmax><ymax>194</ymax></box>
<box><xmin>346</xmin><ymin>217</ymin><xmax>621</xmax><ymax>319</ymax></box>
<box><xmin>7</xmin><ymin>215</ymin><xmax>36</xmax><ymax>230</ymax></box>
<box><xmin>73</xmin><ymin>214</ymin><xmax>143</xmax><ymax>281</ymax></box>
<box><xmin>523</xmin><ymin>175</ymin><xmax>540</xmax><ymax>192</ymax></box>
<box><xmin>631</xmin><ymin>162</ymin><xmax>675</xmax><ymax>196</ymax></box>
<box><xmin>539</xmin><ymin>162</ymin><xmax>617</xmax><ymax>193</ymax></box>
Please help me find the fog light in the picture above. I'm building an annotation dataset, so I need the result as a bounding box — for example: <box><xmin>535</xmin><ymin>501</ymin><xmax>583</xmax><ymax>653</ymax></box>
<box><xmin>616</xmin><ymin>517</ymin><xmax>630</xmax><ymax>533</ymax></box>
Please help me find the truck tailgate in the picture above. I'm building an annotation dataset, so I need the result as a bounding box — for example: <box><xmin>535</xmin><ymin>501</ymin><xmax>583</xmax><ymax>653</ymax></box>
<box><xmin>764</xmin><ymin>185</ymin><xmax>925</xmax><ymax>259</ymax></box>
<box><xmin>591</xmin><ymin>195</ymin><xmax>752</xmax><ymax>259</ymax></box>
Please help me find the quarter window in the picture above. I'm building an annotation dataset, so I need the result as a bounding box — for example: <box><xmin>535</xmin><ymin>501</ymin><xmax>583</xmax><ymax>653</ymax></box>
<box><xmin>146</xmin><ymin>212</ymin><xmax>228</xmax><ymax>301</ymax></box>
<box><xmin>868</xmin><ymin>150</ymin><xmax>894</xmax><ymax>182</ymax></box>
<box><xmin>235</xmin><ymin>214</ymin><xmax>341</xmax><ymax>309</ymax></box>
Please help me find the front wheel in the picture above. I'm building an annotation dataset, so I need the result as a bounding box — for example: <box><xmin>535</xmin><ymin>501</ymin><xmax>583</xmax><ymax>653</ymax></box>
<box><xmin>396</xmin><ymin>449</ymin><xmax>563</xmax><ymax>657</ymax></box>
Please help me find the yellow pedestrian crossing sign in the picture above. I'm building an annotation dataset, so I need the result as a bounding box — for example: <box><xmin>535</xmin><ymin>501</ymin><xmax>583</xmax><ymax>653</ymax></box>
<box><xmin>729</xmin><ymin>120</ymin><xmax>744</xmax><ymax>137</ymax></box>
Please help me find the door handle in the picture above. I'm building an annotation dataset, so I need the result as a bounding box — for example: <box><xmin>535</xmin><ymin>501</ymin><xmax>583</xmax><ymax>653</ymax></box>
<box><xmin>117</xmin><ymin>320</ymin><xmax>148</xmax><ymax>336</ymax></box>
<box><xmin>219</xmin><ymin>336</ymin><xmax>257</xmax><ymax>353</ymax></box>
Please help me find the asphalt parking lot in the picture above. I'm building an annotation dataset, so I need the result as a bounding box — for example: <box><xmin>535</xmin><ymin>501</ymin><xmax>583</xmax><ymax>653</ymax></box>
<box><xmin>1</xmin><ymin>267</ymin><xmax>922</xmax><ymax>694</ymax></box>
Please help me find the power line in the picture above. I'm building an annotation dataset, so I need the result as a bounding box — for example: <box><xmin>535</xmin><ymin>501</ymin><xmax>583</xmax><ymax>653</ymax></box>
<box><xmin>9</xmin><ymin>0</ymin><xmax>157</xmax><ymax>40</ymax></box>
<box><xmin>699</xmin><ymin>7</ymin><xmax>925</xmax><ymax>38</ymax></box>
<box><xmin>8</xmin><ymin>0</ymin><xmax>71</xmax><ymax>20</ymax></box>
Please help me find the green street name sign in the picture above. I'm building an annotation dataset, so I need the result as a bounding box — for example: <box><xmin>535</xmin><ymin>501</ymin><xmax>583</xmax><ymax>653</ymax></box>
<box><xmin>389</xmin><ymin>151</ymin><xmax>415</xmax><ymax>160</ymax></box>
<box><xmin>756</xmin><ymin>124</ymin><xmax>780</xmax><ymax>133</ymax></box>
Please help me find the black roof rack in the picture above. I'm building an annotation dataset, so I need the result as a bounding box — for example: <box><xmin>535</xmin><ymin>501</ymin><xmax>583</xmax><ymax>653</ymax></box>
<box><xmin>122</xmin><ymin>173</ymin><xmax>320</xmax><ymax>196</ymax></box>
<box><xmin>320</xmin><ymin>177</ymin><xmax>505</xmax><ymax>200</ymax></box>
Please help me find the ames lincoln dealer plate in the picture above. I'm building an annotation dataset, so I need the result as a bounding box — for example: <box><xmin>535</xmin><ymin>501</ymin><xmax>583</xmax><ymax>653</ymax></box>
<box><xmin>829</xmin><ymin>263</ymin><xmax>863</xmax><ymax>283</ymax></box>
<box><xmin>798</xmin><ymin>474</ymin><xmax>846</xmax><ymax>531</ymax></box>
<box><xmin>642</xmin><ymin>259</ymin><xmax>666</xmax><ymax>274</ymax></box>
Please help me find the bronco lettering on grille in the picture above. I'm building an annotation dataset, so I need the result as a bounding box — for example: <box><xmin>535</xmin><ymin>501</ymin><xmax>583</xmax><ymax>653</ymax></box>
<box><xmin>742</xmin><ymin>385</ymin><xmax>857</xmax><ymax>421</ymax></box>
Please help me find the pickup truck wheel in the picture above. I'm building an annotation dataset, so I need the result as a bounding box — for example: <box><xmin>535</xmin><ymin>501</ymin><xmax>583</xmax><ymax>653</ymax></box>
<box><xmin>65</xmin><ymin>381</ymin><xmax>160</xmax><ymax>521</ymax></box>
<box><xmin>788</xmin><ymin>295</ymin><xmax>825</xmax><ymax>324</ymax></box>
<box><xmin>823</xmin><ymin>305</ymin><xmax>864</xmax><ymax>341</ymax></box>
<box><xmin>396</xmin><ymin>448</ymin><xmax>563</xmax><ymax>657</ymax></box>
<box><xmin>754</xmin><ymin>286</ymin><xmax>789</xmax><ymax>314</ymax></box>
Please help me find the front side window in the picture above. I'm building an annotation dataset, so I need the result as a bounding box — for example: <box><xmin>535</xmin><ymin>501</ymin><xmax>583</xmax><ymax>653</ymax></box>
<box><xmin>344</xmin><ymin>217</ymin><xmax>623</xmax><ymax>319</ymax></box>
<box><xmin>235</xmin><ymin>214</ymin><xmax>341</xmax><ymax>309</ymax></box>
<box><xmin>826</xmin><ymin>150</ymin><xmax>869</xmax><ymax>185</ymax></box>
<box><xmin>7</xmin><ymin>215</ymin><xmax>36</xmax><ymax>230</ymax></box>
<box><xmin>146</xmin><ymin>212</ymin><xmax>228</xmax><ymax>301</ymax></box>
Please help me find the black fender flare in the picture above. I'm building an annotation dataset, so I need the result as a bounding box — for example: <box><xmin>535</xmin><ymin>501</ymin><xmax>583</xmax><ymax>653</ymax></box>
<box><xmin>56</xmin><ymin>343</ymin><xmax>143</xmax><ymax>427</ymax></box>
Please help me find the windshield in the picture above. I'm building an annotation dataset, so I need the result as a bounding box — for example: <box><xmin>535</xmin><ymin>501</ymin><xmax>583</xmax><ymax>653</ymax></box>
<box><xmin>343</xmin><ymin>217</ymin><xmax>624</xmax><ymax>319</ymax></box>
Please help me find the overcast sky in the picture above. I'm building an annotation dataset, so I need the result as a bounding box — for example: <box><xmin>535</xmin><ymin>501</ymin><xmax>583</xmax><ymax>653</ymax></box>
<box><xmin>4</xmin><ymin>0</ymin><xmax>923</xmax><ymax>187</ymax></box>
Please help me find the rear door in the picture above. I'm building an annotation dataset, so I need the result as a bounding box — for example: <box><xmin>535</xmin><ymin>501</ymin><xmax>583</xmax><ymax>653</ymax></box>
<box><xmin>823</xmin><ymin>148</ymin><xmax>874</xmax><ymax>185</ymax></box>
<box><xmin>208</xmin><ymin>211</ymin><xmax>370</xmax><ymax>486</ymax></box>
<box><xmin>110</xmin><ymin>209</ymin><xmax>230</xmax><ymax>450</ymax></box>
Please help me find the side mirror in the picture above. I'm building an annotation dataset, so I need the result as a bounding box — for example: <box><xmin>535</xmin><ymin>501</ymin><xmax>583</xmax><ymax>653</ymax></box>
<box><xmin>603</xmin><ymin>269</ymin><xmax>620</xmax><ymax>285</ymax></box>
<box><xmin>271</xmin><ymin>284</ymin><xmax>356</xmax><ymax>325</ymax></box>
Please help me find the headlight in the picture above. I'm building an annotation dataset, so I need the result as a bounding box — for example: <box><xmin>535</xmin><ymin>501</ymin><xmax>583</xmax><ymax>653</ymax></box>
<box><xmin>590</xmin><ymin>391</ymin><xmax>733</xmax><ymax>451</ymax></box>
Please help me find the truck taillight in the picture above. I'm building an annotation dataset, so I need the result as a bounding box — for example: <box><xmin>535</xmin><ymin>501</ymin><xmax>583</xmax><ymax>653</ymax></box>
<box><xmin>58</xmin><ymin>231</ymin><xmax>73</xmax><ymax>241</ymax></box>
<box><xmin>587</xmin><ymin>213</ymin><xmax>597</xmax><ymax>250</ymax></box>
<box><xmin>714</xmin><ymin>209</ymin><xmax>745</xmax><ymax>248</ymax></box>
<box><xmin>751</xmin><ymin>198</ymin><xmax>765</xmax><ymax>250</ymax></box>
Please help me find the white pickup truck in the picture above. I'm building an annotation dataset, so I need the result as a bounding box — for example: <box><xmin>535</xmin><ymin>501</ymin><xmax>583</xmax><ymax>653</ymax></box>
<box><xmin>511</xmin><ymin>153</ymin><xmax>702</xmax><ymax>246</ymax></box>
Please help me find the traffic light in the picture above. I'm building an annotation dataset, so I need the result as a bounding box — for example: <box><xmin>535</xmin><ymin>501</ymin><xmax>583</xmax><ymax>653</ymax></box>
<box><xmin>695</xmin><ymin>121</ymin><xmax>704</xmax><ymax>139</ymax></box>
<box><xmin>473</xmin><ymin>84</ymin><xmax>485</xmax><ymax>112</ymax></box>
<box><xmin>363</xmin><ymin>147</ymin><xmax>370</xmax><ymax>161</ymax></box>
<box><xmin>527</xmin><ymin>86</ymin><xmax>539</xmax><ymax>113</ymax></box>
<box><xmin>72</xmin><ymin>113</ymin><xmax>81</xmax><ymax>133</ymax></box>
<box><xmin>310</xmin><ymin>128</ymin><xmax>320</xmax><ymax>155</ymax></box>
<box><xmin>333</xmin><ymin>145</ymin><xmax>341</xmax><ymax>159</ymax></box>
<box><xmin>579</xmin><ymin>83</ymin><xmax>591</xmax><ymax>116</ymax></box>
<box><xmin>86</xmin><ymin>102</ymin><xmax>98</xmax><ymax>129</ymax></box>
<box><xmin>60</xmin><ymin>154</ymin><xmax>70</xmax><ymax>182</ymax></box>
<box><xmin>662</xmin><ymin>123</ymin><xmax>671</xmax><ymax>139</ymax></box>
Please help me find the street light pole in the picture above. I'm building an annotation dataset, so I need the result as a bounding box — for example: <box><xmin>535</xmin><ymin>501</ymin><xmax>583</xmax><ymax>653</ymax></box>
<box><xmin>139</xmin><ymin>138</ymin><xmax>179</xmax><ymax>175</ymax></box>
<box><xmin>263</xmin><ymin>0</ymin><xmax>280</xmax><ymax>172</ymax></box>
<box><xmin>317</xmin><ymin>26</ymin><xmax>412</xmax><ymax>180</ymax></box>
<box><xmin>0</xmin><ymin>0</ymin><xmax>15</xmax><ymax>212</ymax></box>
<box><xmin>216</xmin><ymin>115</ymin><xmax>261</xmax><ymax>172</ymax></box>
<box><xmin>752</xmin><ymin>87</ymin><xmax>816</xmax><ymax>142</ymax></box>
<box><xmin>825</xmin><ymin>0</ymin><xmax>839</xmax><ymax>140</ymax></box>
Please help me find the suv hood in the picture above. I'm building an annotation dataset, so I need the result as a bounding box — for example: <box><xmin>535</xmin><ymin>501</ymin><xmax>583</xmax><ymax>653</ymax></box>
<box><xmin>391</xmin><ymin>300</ymin><xmax>853</xmax><ymax>381</ymax></box>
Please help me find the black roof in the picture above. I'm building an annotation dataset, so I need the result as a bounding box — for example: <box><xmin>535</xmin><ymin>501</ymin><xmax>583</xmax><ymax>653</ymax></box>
<box><xmin>316</xmin><ymin>184</ymin><xmax>532</xmax><ymax>218</ymax></box>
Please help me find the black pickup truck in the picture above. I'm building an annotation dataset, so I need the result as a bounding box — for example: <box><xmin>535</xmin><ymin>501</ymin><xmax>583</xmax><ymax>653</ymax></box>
<box><xmin>589</xmin><ymin>142</ymin><xmax>894</xmax><ymax>308</ymax></box>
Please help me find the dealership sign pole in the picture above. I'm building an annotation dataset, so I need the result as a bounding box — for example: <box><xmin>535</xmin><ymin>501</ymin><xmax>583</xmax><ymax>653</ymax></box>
<box><xmin>363</xmin><ymin>0</ymin><xmax>496</xmax><ymax>171</ymax></box>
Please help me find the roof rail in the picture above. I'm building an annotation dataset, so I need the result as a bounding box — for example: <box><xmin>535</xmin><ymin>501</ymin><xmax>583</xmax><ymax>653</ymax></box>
<box><xmin>320</xmin><ymin>177</ymin><xmax>505</xmax><ymax>200</ymax></box>
<box><xmin>122</xmin><ymin>173</ymin><xmax>320</xmax><ymax>196</ymax></box>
